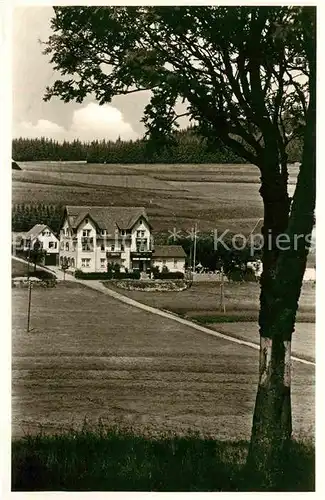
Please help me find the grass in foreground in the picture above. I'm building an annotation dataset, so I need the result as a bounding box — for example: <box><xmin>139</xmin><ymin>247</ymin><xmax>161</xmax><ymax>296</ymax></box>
<box><xmin>12</xmin><ymin>426</ymin><xmax>314</xmax><ymax>492</ymax></box>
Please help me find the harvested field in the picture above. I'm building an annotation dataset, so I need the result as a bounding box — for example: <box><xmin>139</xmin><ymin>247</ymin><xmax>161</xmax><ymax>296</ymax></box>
<box><xmin>12</xmin><ymin>282</ymin><xmax>314</xmax><ymax>441</ymax></box>
<box><xmin>12</xmin><ymin>162</ymin><xmax>301</xmax><ymax>234</ymax></box>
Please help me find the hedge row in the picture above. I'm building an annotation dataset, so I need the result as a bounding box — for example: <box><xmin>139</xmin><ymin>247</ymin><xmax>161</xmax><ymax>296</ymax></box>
<box><xmin>74</xmin><ymin>270</ymin><xmax>184</xmax><ymax>280</ymax></box>
<box><xmin>154</xmin><ymin>271</ymin><xmax>185</xmax><ymax>279</ymax></box>
<box><xmin>74</xmin><ymin>270</ymin><xmax>141</xmax><ymax>280</ymax></box>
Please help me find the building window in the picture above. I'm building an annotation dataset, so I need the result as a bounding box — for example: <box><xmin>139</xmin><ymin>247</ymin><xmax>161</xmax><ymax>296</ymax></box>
<box><xmin>83</xmin><ymin>229</ymin><xmax>91</xmax><ymax>237</ymax></box>
<box><xmin>82</xmin><ymin>243</ymin><xmax>92</xmax><ymax>251</ymax></box>
<box><xmin>71</xmin><ymin>258</ymin><xmax>75</xmax><ymax>268</ymax></box>
<box><xmin>101</xmin><ymin>244</ymin><xmax>105</xmax><ymax>251</ymax></box>
<box><xmin>174</xmin><ymin>259</ymin><xmax>178</xmax><ymax>266</ymax></box>
<box><xmin>81</xmin><ymin>258</ymin><xmax>91</xmax><ymax>267</ymax></box>
<box><xmin>111</xmin><ymin>244</ymin><xmax>115</xmax><ymax>251</ymax></box>
<box><xmin>65</xmin><ymin>242</ymin><xmax>69</xmax><ymax>251</ymax></box>
<box><xmin>121</xmin><ymin>230</ymin><xmax>125</xmax><ymax>236</ymax></box>
<box><xmin>49</xmin><ymin>241</ymin><xmax>57</xmax><ymax>249</ymax></box>
<box><xmin>101</xmin><ymin>229</ymin><xmax>106</xmax><ymax>235</ymax></box>
<box><xmin>121</xmin><ymin>244</ymin><xmax>124</xmax><ymax>251</ymax></box>
<box><xmin>141</xmin><ymin>230</ymin><xmax>145</xmax><ymax>237</ymax></box>
<box><xmin>60</xmin><ymin>242</ymin><xmax>64</xmax><ymax>250</ymax></box>
<box><xmin>85</xmin><ymin>218</ymin><xmax>89</xmax><ymax>224</ymax></box>
<box><xmin>136</xmin><ymin>230</ymin><xmax>141</xmax><ymax>237</ymax></box>
<box><xmin>100</xmin><ymin>259</ymin><xmax>106</xmax><ymax>268</ymax></box>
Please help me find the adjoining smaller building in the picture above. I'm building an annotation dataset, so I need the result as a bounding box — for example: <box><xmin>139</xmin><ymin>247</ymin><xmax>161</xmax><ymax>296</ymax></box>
<box><xmin>22</xmin><ymin>224</ymin><xmax>59</xmax><ymax>266</ymax></box>
<box><xmin>12</xmin><ymin>232</ymin><xmax>27</xmax><ymax>252</ymax></box>
<box><xmin>152</xmin><ymin>245</ymin><xmax>186</xmax><ymax>273</ymax></box>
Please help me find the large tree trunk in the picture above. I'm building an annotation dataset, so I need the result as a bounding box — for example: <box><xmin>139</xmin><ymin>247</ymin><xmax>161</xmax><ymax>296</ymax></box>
<box><xmin>246</xmin><ymin>69</ymin><xmax>316</xmax><ymax>488</ymax></box>
<box><xmin>245</xmin><ymin>162</ymin><xmax>292</xmax><ymax>487</ymax></box>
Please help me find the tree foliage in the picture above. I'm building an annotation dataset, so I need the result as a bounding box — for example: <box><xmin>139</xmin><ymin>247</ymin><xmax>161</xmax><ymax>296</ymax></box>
<box><xmin>27</xmin><ymin>238</ymin><xmax>45</xmax><ymax>271</ymax></box>
<box><xmin>44</xmin><ymin>6</ymin><xmax>311</xmax><ymax>168</ymax></box>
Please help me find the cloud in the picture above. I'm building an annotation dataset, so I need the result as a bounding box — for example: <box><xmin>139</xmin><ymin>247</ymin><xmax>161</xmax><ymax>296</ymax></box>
<box><xmin>13</xmin><ymin>103</ymin><xmax>139</xmax><ymax>142</ymax></box>
<box><xmin>15</xmin><ymin>119</ymin><xmax>66</xmax><ymax>140</ymax></box>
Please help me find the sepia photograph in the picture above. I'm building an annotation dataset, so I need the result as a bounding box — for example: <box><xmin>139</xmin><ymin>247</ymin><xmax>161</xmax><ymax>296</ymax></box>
<box><xmin>8</xmin><ymin>2</ymin><xmax>316</xmax><ymax>493</ymax></box>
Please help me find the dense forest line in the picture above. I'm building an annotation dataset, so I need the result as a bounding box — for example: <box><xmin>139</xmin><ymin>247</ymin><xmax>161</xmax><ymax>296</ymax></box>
<box><xmin>12</xmin><ymin>128</ymin><xmax>302</xmax><ymax>164</ymax></box>
<box><xmin>12</xmin><ymin>204</ymin><xmax>64</xmax><ymax>234</ymax></box>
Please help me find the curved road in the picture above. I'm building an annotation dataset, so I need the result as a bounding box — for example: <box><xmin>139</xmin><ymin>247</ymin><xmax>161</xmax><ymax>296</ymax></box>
<box><xmin>12</xmin><ymin>269</ymin><xmax>315</xmax><ymax>441</ymax></box>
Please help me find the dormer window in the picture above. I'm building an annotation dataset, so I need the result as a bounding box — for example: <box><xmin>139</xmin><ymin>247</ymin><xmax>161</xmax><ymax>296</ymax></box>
<box><xmin>121</xmin><ymin>230</ymin><xmax>125</xmax><ymax>236</ymax></box>
<box><xmin>85</xmin><ymin>218</ymin><xmax>89</xmax><ymax>224</ymax></box>
<box><xmin>101</xmin><ymin>230</ymin><xmax>106</xmax><ymax>236</ymax></box>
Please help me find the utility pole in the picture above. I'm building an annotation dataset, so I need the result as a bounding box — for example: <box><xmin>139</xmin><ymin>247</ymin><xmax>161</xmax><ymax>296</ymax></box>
<box><xmin>220</xmin><ymin>265</ymin><xmax>226</xmax><ymax>313</ymax></box>
<box><xmin>27</xmin><ymin>239</ymin><xmax>31</xmax><ymax>282</ymax></box>
<box><xmin>27</xmin><ymin>281</ymin><xmax>32</xmax><ymax>332</ymax></box>
<box><xmin>189</xmin><ymin>241</ymin><xmax>192</xmax><ymax>278</ymax></box>
<box><xmin>249</xmin><ymin>218</ymin><xmax>263</xmax><ymax>239</ymax></box>
<box><xmin>193</xmin><ymin>223</ymin><xmax>197</xmax><ymax>275</ymax></box>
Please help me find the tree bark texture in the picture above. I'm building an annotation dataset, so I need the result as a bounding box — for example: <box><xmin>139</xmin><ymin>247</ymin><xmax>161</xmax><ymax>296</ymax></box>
<box><xmin>247</xmin><ymin>63</ymin><xmax>316</xmax><ymax>488</ymax></box>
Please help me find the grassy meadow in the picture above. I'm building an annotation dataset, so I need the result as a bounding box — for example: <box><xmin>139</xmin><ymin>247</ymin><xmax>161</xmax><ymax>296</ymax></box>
<box><xmin>103</xmin><ymin>280</ymin><xmax>315</xmax><ymax>321</ymax></box>
<box><xmin>12</xmin><ymin>427</ymin><xmax>314</xmax><ymax>491</ymax></box>
<box><xmin>12</xmin><ymin>282</ymin><xmax>314</xmax><ymax>440</ymax></box>
<box><xmin>102</xmin><ymin>280</ymin><xmax>315</xmax><ymax>362</ymax></box>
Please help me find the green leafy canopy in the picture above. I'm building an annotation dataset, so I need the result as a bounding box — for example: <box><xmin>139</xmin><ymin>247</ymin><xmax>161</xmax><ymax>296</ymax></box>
<box><xmin>43</xmin><ymin>6</ymin><xmax>314</xmax><ymax>169</ymax></box>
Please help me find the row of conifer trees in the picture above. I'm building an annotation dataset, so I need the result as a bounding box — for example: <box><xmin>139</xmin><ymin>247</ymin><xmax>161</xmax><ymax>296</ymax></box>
<box><xmin>12</xmin><ymin>128</ymin><xmax>302</xmax><ymax>163</ymax></box>
<box><xmin>12</xmin><ymin>203</ymin><xmax>64</xmax><ymax>233</ymax></box>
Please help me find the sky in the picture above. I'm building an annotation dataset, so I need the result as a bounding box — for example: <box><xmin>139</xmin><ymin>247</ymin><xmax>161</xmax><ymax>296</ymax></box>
<box><xmin>12</xmin><ymin>6</ymin><xmax>189</xmax><ymax>143</ymax></box>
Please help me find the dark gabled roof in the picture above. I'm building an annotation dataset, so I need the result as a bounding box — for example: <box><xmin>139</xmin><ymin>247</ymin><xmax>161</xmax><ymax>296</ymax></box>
<box><xmin>65</xmin><ymin>206</ymin><xmax>150</xmax><ymax>235</ymax></box>
<box><xmin>153</xmin><ymin>245</ymin><xmax>187</xmax><ymax>258</ymax></box>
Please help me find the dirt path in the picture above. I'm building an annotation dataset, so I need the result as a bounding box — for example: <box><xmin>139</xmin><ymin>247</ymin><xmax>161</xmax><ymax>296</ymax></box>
<box><xmin>49</xmin><ymin>269</ymin><xmax>314</xmax><ymax>366</ymax></box>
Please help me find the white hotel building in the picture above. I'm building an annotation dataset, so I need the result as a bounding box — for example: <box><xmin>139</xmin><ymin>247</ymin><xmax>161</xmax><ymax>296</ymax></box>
<box><xmin>59</xmin><ymin>206</ymin><xmax>154</xmax><ymax>273</ymax></box>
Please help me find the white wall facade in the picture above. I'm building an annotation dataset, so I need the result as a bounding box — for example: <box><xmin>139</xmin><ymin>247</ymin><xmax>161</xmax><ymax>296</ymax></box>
<box><xmin>152</xmin><ymin>257</ymin><xmax>185</xmax><ymax>273</ymax></box>
<box><xmin>24</xmin><ymin>228</ymin><xmax>59</xmax><ymax>254</ymax></box>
